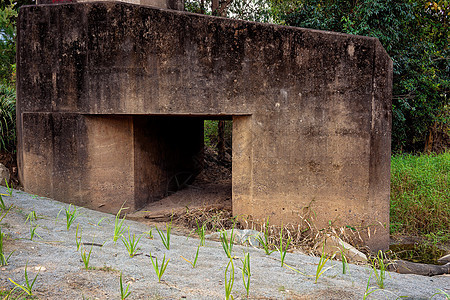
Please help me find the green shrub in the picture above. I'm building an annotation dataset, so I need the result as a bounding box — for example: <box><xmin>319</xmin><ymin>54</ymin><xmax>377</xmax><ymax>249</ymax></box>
<box><xmin>390</xmin><ymin>152</ymin><xmax>450</xmax><ymax>242</ymax></box>
<box><xmin>0</xmin><ymin>83</ymin><xmax>16</xmax><ymax>153</ymax></box>
<box><xmin>204</xmin><ymin>120</ymin><xmax>232</xmax><ymax>150</ymax></box>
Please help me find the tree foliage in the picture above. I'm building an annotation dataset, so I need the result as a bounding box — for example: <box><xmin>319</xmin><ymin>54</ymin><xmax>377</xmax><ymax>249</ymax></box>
<box><xmin>0</xmin><ymin>83</ymin><xmax>16</xmax><ymax>152</ymax></box>
<box><xmin>186</xmin><ymin>0</ymin><xmax>272</xmax><ymax>22</ymax></box>
<box><xmin>0</xmin><ymin>4</ymin><xmax>17</xmax><ymax>86</ymax></box>
<box><xmin>268</xmin><ymin>0</ymin><xmax>449</xmax><ymax>152</ymax></box>
<box><xmin>0</xmin><ymin>1</ymin><xmax>34</xmax><ymax>86</ymax></box>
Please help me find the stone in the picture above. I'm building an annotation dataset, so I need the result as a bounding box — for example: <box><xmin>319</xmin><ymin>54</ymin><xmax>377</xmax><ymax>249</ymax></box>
<box><xmin>206</xmin><ymin>229</ymin><xmax>261</xmax><ymax>247</ymax></box>
<box><xmin>16</xmin><ymin>1</ymin><xmax>392</xmax><ymax>251</ymax></box>
<box><xmin>437</xmin><ymin>253</ymin><xmax>450</xmax><ymax>265</ymax></box>
<box><xmin>388</xmin><ymin>260</ymin><xmax>450</xmax><ymax>276</ymax></box>
<box><xmin>315</xmin><ymin>234</ymin><xmax>367</xmax><ymax>264</ymax></box>
<box><xmin>0</xmin><ymin>163</ymin><xmax>10</xmax><ymax>187</ymax></box>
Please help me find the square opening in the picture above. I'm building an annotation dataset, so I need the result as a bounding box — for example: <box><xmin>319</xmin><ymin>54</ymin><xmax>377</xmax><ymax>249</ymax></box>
<box><xmin>133</xmin><ymin>116</ymin><xmax>233</xmax><ymax>219</ymax></box>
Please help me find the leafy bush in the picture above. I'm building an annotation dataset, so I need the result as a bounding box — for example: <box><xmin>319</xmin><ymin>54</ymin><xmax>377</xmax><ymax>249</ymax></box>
<box><xmin>204</xmin><ymin>120</ymin><xmax>232</xmax><ymax>150</ymax></box>
<box><xmin>390</xmin><ymin>152</ymin><xmax>450</xmax><ymax>242</ymax></box>
<box><xmin>0</xmin><ymin>83</ymin><xmax>16</xmax><ymax>153</ymax></box>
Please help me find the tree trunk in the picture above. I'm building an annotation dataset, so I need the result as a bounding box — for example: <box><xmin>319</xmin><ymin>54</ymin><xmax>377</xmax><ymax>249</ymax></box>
<box><xmin>424</xmin><ymin>122</ymin><xmax>437</xmax><ymax>153</ymax></box>
<box><xmin>212</xmin><ymin>0</ymin><xmax>219</xmax><ymax>15</ymax></box>
<box><xmin>200</xmin><ymin>0</ymin><xmax>205</xmax><ymax>14</ymax></box>
<box><xmin>212</xmin><ymin>0</ymin><xmax>233</xmax><ymax>16</ymax></box>
<box><xmin>217</xmin><ymin>120</ymin><xmax>225</xmax><ymax>162</ymax></box>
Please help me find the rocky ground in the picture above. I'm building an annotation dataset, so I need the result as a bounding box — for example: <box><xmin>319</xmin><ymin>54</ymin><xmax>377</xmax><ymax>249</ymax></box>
<box><xmin>0</xmin><ymin>187</ymin><xmax>449</xmax><ymax>300</ymax></box>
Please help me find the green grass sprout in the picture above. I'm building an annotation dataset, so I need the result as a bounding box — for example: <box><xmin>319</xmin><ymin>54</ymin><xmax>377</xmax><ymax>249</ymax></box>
<box><xmin>256</xmin><ymin>218</ymin><xmax>275</xmax><ymax>255</ymax></box>
<box><xmin>122</xmin><ymin>228</ymin><xmax>143</xmax><ymax>258</ymax></box>
<box><xmin>241</xmin><ymin>252</ymin><xmax>251</xmax><ymax>298</ymax></box>
<box><xmin>156</xmin><ymin>222</ymin><xmax>172</xmax><ymax>250</ymax></box>
<box><xmin>8</xmin><ymin>262</ymin><xmax>40</xmax><ymax>297</ymax></box>
<box><xmin>181</xmin><ymin>245</ymin><xmax>200</xmax><ymax>268</ymax></box>
<box><xmin>75</xmin><ymin>224</ymin><xmax>82</xmax><ymax>251</ymax></box>
<box><xmin>146</xmin><ymin>228</ymin><xmax>154</xmax><ymax>239</ymax></box>
<box><xmin>224</xmin><ymin>258</ymin><xmax>235</xmax><ymax>300</ymax></box>
<box><xmin>113</xmin><ymin>206</ymin><xmax>127</xmax><ymax>243</ymax></box>
<box><xmin>59</xmin><ymin>204</ymin><xmax>80</xmax><ymax>230</ymax></box>
<box><xmin>371</xmin><ymin>250</ymin><xmax>387</xmax><ymax>289</ymax></box>
<box><xmin>195</xmin><ymin>220</ymin><xmax>206</xmax><ymax>246</ymax></box>
<box><xmin>220</xmin><ymin>224</ymin><xmax>235</xmax><ymax>259</ymax></box>
<box><xmin>29</xmin><ymin>223</ymin><xmax>41</xmax><ymax>241</ymax></box>
<box><xmin>4</xmin><ymin>179</ymin><xmax>13</xmax><ymax>196</ymax></box>
<box><xmin>0</xmin><ymin>228</ymin><xmax>14</xmax><ymax>266</ymax></box>
<box><xmin>149</xmin><ymin>251</ymin><xmax>170</xmax><ymax>282</ymax></box>
<box><xmin>25</xmin><ymin>211</ymin><xmax>38</xmax><ymax>224</ymax></box>
<box><xmin>277</xmin><ymin>226</ymin><xmax>291</xmax><ymax>267</ymax></box>
<box><xmin>0</xmin><ymin>193</ymin><xmax>7</xmax><ymax>210</ymax></box>
<box><xmin>340</xmin><ymin>242</ymin><xmax>348</xmax><ymax>274</ymax></box>
<box><xmin>314</xmin><ymin>244</ymin><xmax>335</xmax><ymax>283</ymax></box>
<box><xmin>363</xmin><ymin>270</ymin><xmax>381</xmax><ymax>300</ymax></box>
<box><xmin>80</xmin><ymin>243</ymin><xmax>94</xmax><ymax>270</ymax></box>
<box><xmin>96</xmin><ymin>217</ymin><xmax>107</xmax><ymax>226</ymax></box>
<box><xmin>119</xmin><ymin>272</ymin><xmax>131</xmax><ymax>300</ymax></box>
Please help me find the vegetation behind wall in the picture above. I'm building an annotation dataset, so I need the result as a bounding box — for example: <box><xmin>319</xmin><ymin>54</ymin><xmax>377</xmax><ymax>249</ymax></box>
<box><xmin>391</xmin><ymin>152</ymin><xmax>450</xmax><ymax>243</ymax></box>
<box><xmin>268</xmin><ymin>0</ymin><xmax>449</xmax><ymax>153</ymax></box>
<box><xmin>0</xmin><ymin>83</ymin><xmax>16</xmax><ymax>153</ymax></box>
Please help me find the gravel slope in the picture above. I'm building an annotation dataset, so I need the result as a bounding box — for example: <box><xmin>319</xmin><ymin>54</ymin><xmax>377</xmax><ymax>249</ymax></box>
<box><xmin>0</xmin><ymin>186</ymin><xmax>448</xmax><ymax>299</ymax></box>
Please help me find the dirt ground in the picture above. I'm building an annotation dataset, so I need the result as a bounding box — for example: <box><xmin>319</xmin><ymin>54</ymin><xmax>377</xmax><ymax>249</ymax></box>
<box><xmin>0</xmin><ymin>152</ymin><xmax>19</xmax><ymax>188</ymax></box>
<box><xmin>128</xmin><ymin>149</ymin><xmax>232</xmax><ymax>224</ymax></box>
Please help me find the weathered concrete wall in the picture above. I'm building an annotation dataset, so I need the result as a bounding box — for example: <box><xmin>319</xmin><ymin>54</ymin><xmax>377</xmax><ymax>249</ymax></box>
<box><xmin>17</xmin><ymin>1</ymin><xmax>392</xmax><ymax>250</ymax></box>
<box><xmin>19</xmin><ymin>113</ymin><xmax>203</xmax><ymax>213</ymax></box>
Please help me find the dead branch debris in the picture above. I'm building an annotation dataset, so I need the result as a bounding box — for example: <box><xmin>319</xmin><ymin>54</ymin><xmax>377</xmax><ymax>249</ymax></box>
<box><xmin>176</xmin><ymin>206</ymin><xmax>367</xmax><ymax>256</ymax></box>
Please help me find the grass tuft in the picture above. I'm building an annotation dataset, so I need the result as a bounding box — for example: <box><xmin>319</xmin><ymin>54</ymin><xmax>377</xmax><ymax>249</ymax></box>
<box><xmin>80</xmin><ymin>243</ymin><xmax>94</xmax><ymax>270</ymax></box>
<box><xmin>195</xmin><ymin>220</ymin><xmax>206</xmax><ymax>246</ymax></box>
<box><xmin>156</xmin><ymin>223</ymin><xmax>172</xmax><ymax>250</ymax></box>
<box><xmin>59</xmin><ymin>204</ymin><xmax>80</xmax><ymax>231</ymax></box>
<box><xmin>8</xmin><ymin>262</ymin><xmax>40</xmax><ymax>297</ymax></box>
<box><xmin>119</xmin><ymin>272</ymin><xmax>131</xmax><ymax>300</ymax></box>
<box><xmin>220</xmin><ymin>227</ymin><xmax>234</xmax><ymax>259</ymax></box>
<box><xmin>149</xmin><ymin>252</ymin><xmax>170</xmax><ymax>282</ymax></box>
<box><xmin>370</xmin><ymin>250</ymin><xmax>388</xmax><ymax>289</ymax></box>
<box><xmin>113</xmin><ymin>206</ymin><xmax>127</xmax><ymax>243</ymax></box>
<box><xmin>180</xmin><ymin>245</ymin><xmax>200</xmax><ymax>268</ymax></box>
<box><xmin>277</xmin><ymin>225</ymin><xmax>291</xmax><ymax>267</ymax></box>
<box><xmin>121</xmin><ymin>228</ymin><xmax>142</xmax><ymax>258</ymax></box>
<box><xmin>314</xmin><ymin>244</ymin><xmax>334</xmax><ymax>284</ymax></box>
<box><xmin>4</xmin><ymin>179</ymin><xmax>13</xmax><ymax>196</ymax></box>
<box><xmin>241</xmin><ymin>252</ymin><xmax>251</xmax><ymax>298</ymax></box>
<box><xmin>256</xmin><ymin>218</ymin><xmax>275</xmax><ymax>255</ymax></box>
<box><xmin>0</xmin><ymin>228</ymin><xmax>14</xmax><ymax>265</ymax></box>
<box><xmin>224</xmin><ymin>258</ymin><xmax>235</xmax><ymax>300</ymax></box>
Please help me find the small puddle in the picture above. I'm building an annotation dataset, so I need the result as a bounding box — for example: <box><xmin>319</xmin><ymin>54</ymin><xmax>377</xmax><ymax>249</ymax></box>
<box><xmin>389</xmin><ymin>243</ymin><xmax>447</xmax><ymax>265</ymax></box>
